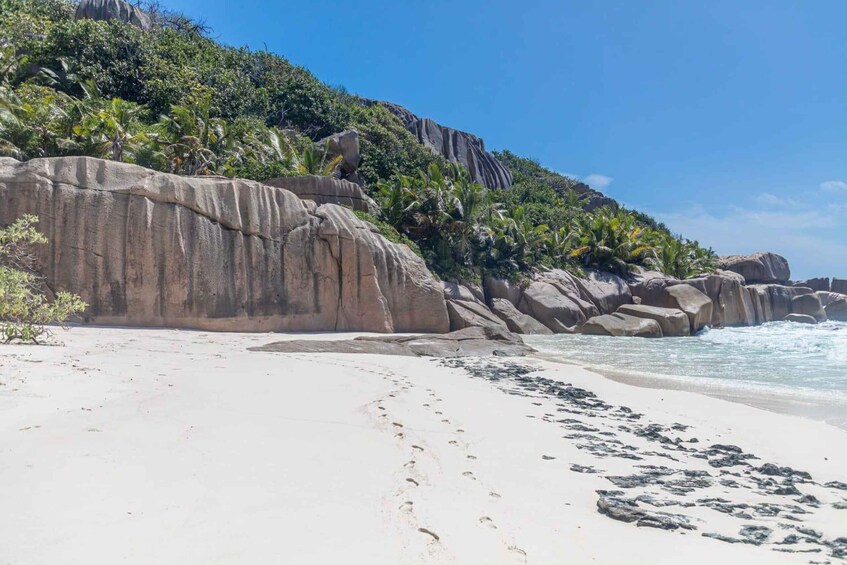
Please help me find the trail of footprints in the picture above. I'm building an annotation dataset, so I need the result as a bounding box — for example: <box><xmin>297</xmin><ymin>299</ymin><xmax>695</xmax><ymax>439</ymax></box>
<box><xmin>288</xmin><ymin>354</ymin><xmax>527</xmax><ymax>561</ymax></box>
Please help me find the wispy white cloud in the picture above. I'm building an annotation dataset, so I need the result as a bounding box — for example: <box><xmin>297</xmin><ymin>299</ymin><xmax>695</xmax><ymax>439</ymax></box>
<box><xmin>820</xmin><ymin>180</ymin><xmax>847</xmax><ymax>192</ymax></box>
<box><xmin>584</xmin><ymin>173</ymin><xmax>614</xmax><ymax>190</ymax></box>
<box><xmin>753</xmin><ymin>192</ymin><xmax>801</xmax><ymax>208</ymax></box>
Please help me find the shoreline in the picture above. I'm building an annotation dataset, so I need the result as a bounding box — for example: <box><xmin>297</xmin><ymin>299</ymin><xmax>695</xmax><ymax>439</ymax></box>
<box><xmin>530</xmin><ymin>351</ymin><xmax>847</xmax><ymax>432</ymax></box>
<box><xmin>1</xmin><ymin>327</ymin><xmax>845</xmax><ymax>563</ymax></box>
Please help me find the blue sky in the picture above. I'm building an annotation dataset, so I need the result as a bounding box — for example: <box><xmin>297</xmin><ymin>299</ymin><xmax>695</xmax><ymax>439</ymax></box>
<box><xmin>165</xmin><ymin>0</ymin><xmax>847</xmax><ymax>279</ymax></box>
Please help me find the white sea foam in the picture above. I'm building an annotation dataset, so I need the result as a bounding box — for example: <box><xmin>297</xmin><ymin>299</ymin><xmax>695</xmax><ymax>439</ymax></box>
<box><xmin>526</xmin><ymin>321</ymin><xmax>847</xmax><ymax>422</ymax></box>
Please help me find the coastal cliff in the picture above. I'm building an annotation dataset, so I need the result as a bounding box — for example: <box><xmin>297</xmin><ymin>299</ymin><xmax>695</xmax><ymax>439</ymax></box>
<box><xmin>0</xmin><ymin>157</ymin><xmax>448</xmax><ymax>333</ymax></box>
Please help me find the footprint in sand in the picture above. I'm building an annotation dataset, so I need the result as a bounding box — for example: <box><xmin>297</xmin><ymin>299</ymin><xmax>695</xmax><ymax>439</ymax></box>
<box><xmin>489</xmin><ymin>491</ymin><xmax>501</xmax><ymax>499</ymax></box>
<box><xmin>423</xmin><ymin>403</ymin><xmax>430</xmax><ymax>407</ymax></box>
<box><xmin>395</xmin><ymin>432</ymin><xmax>405</xmax><ymax>439</ymax></box>
<box><xmin>412</xmin><ymin>445</ymin><xmax>424</xmax><ymax>452</ymax></box>
<box><xmin>479</xmin><ymin>516</ymin><xmax>497</xmax><ymax>529</ymax></box>
<box><xmin>377</xmin><ymin>406</ymin><xmax>386</xmax><ymax>411</ymax></box>
<box><xmin>399</xmin><ymin>501</ymin><xmax>414</xmax><ymax>512</ymax></box>
<box><xmin>541</xmin><ymin>455</ymin><xmax>556</xmax><ymax>460</ymax></box>
<box><xmin>418</xmin><ymin>528</ymin><xmax>440</xmax><ymax>542</ymax></box>
<box><xmin>449</xmin><ymin>440</ymin><xmax>459</xmax><ymax>446</ymax></box>
<box><xmin>467</xmin><ymin>455</ymin><xmax>477</xmax><ymax>460</ymax></box>
<box><xmin>441</xmin><ymin>419</ymin><xmax>450</xmax><ymax>424</ymax></box>
<box><xmin>462</xmin><ymin>471</ymin><xmax>476</xmax><ymax>480</ymax></box>
<box><xmin>435</xmin><ymin>411</ymin><xmax>443</xmax><ymax>415</ymax></box>
<box><xmin>456</xmin><ymin>429</ymin><xmax>465</xmax><ymax>433</ymax></box>
<box><xmin>508</xmin><ymin>545</ymin><xmax>528</xmax><ymax>560</ymax></box>
<box><xmin>392</xmin><ymin>422</ymin><xmax>404</xmax><ymax>428</ymax></box>
<box><xmin>406</xmin><ymin>478</ymin><xmax>420</xmax><ymax>486</ymax></box>
<box><xmin>403</xmin><ymin>460</ymin><xmax>416</xmax><ymax>468</ymax></box>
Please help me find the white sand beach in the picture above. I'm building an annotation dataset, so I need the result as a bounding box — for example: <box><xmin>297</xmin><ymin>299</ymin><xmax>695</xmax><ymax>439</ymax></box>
<box><xmin>1</xmin><ymin>327</ymin><xmax>845</xmax><ymax>564</ymax></box>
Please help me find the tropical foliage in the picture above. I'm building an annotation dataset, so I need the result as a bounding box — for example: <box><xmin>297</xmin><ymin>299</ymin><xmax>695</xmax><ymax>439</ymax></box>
<box><xmin>0</xmin><ymin>215</ymin><xmax>87</xmax><ymax>343</ymax></box>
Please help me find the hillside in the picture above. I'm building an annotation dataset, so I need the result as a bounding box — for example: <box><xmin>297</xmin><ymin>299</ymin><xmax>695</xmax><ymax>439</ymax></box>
<box><xmin>0</xmin><ymin>0</ymin><xmax>718</xmax><ymax>286</ymax></box>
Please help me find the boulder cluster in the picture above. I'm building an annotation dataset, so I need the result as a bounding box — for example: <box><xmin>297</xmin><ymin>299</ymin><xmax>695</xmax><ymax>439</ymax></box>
<box><xmin>441</xmin><ymin>252</ymin><xmax>847</xmax><ymax>338</ymax></box>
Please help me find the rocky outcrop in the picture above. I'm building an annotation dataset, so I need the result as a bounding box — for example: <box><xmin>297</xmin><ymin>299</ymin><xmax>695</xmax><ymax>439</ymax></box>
<box><xmin>0</xmin><ymin>157</ymin><xmax>449</xmax><ymax>333</ymax></box>
<box><xmin>262</xmin><ymin>175</ymin><xmax>375</xmax><ymax>213</ymax></box>
<box><xmin>366</xmin><ymin>100</ymin><xmax>512</xmax><ymax>190</ymax></box>
<box><xmin>490</xmin><ymin>298</ymin><xmax>552</xmax><ymax>335</ymax></box>
<box><xmin>250</xmin><ymin>326</ymin><xmax>534</xmax><ymax>357</ymax></box>
<box><xmin>617</xmin><ymin>304</ymin><xmax>690</xmax><ymax>337</ymax></box>
<box><xmin>75</xmin><ymin>0</ymin><xmax>152</xmax><ymax>30</ymax></box>
<box><xmin>446</xmin><ymin>300</ymin><xmax>507</xmax><ymax>332</ymax></box>
<box><xmin>833</xmin><ymin>278</ymin><xmax>847</xmax><ymax>295</ymax></box>
<box><xmin>572</xmin><ymin>270</ymin><xmax>632</xmax><ymax>314</ymax></box>
<box><xmin>817</xmin><ymin>291</ymin><xmax>847</xmax><ymax>322</ymax></box>
<box><xmin>746</xmin><ymin>285</ymin><xmax>812</xmax><ymax>324</ymax></box>
<box><xmin>317</xmin><ymin>130</ymin><xmax>362</xmax><ymax>185</ymax></box>
<box><xmin>518</xmin><ymin>280</ymin><xmax>594</xmax><ymax>332</ymax></box>
<box><xmin>581</xmin><ymin>313</ymin><xmax>663</xmax><ymax>338</ymax></box>
<box><xmin>793</xmin><ymin>277</ymin><xmax>830</xmax><ymax>292</ymax></box>
<box><xmin>663</xmin><ymin>284</ymin><xmax>713</xmax><ymax>333</ymax></box>
<box><xmin>791</xmin><ymin>294</ymin><xmax>827</xmax><ymax>323</ymax></box>
<box><xmin>717</xmin><ymin>252</ymin><xmax>790</xmax><ymax>284</ymax></box>
<box><xmin>784</xmin><ymin>313</ymin><xmax>817</xmax><ymax>324</ymax></box>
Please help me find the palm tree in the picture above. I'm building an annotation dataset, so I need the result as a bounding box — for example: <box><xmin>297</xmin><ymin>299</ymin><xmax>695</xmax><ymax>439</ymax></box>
<box><xmin>74</xmin><ymin>97</ymin><xmax>148</xmax><ymax>162</ymax></box>
<box><xmin>571</xmin><ymin>207</ymin><xmax>654</xmax><ymax>275</ymax></box>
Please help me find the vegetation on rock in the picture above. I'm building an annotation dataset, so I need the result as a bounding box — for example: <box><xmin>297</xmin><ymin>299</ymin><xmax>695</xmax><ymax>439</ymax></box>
<box><xmin>0</xmin><ymin>215</ymin><xmax>87</xmax><ymax>343</ymax></box>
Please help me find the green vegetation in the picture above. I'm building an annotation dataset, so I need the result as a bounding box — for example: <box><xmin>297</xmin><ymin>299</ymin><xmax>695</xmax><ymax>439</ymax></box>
<box><xmin>0</xmin><ymin>215</ymin><xmax>87</xmax><ymax>343</ymax></box>
<box><xmin>0</xmin><ymin>0</ymin><xmax>716</xmax><ymax>284</ymax></box>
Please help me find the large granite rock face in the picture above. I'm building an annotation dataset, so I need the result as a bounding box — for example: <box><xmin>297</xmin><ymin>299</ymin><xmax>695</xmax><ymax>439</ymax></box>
<box><xmin>572</xmin><ymin>270</ymin><xmax>632</xmax><ymax>314</ymax></box>
<box><xmin>75</xmin><ymin>0</ymin><xmax>152</xmax><ymax>30</ymax></box>
<box><xmin>717</xmin><ymin>252</ymin><xmax>790</xmax><ymax>283</ymax></box>
<box><xmin>833</xmin><ymin>278</ymin><xmax>847</xmax><ymax>295</ymax></box>
<box><xmin>317</xmin><ymin>130</ymin><xmax>362</xmax><ymax>185</ymax></box>
<box><xmin>673</xmin><ymin>270</ymin><xmax>756</xmax><ymax>328</ymax></box>
<box><xmin>746</xmin><ymin>285</ymin><xmax>812</xmax><ymax>324</ymax></box>
<box><xmin>0</xmin><ymin>157</ymin><xmax>449</xmax><ymax>333</ymax></box>
<box><xmin>617</xmin><ymin>304</ymin><xmax>690</xmax><ymax>337</ymax></box>
<box><xmin>262</xmin><ymin>175</ymin><xmax>374</xmax><ymax>213</ymax></box>
<box><xmin>446</xmin><ymin>299</ymin><xmax>507</xmax><ymax>332</ymax></box>
<box><xmin>791</xmin><ymin>294</ymin><xmax>827</xmax><ymax>323</ymax></box>
<box><xmin>367</xmin><ymin>100</ymin><xmax>512</xmax><ymax>190</ymax></box>
<box><xmin>518</xmin><ymin>280</ymin><xmax>595</xmax><ymax>332</ymax></box>
<box><xmin>581</xmin><ymin>313</ymin><xmax>663</xmax><ymax>338</ymax></box>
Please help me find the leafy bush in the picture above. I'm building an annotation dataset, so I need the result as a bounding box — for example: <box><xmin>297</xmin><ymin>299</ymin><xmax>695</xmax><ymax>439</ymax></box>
<box><xmin>0</xmin><ymin>215</ymin><xmax>86</xmax><ymax>343</ymax></box>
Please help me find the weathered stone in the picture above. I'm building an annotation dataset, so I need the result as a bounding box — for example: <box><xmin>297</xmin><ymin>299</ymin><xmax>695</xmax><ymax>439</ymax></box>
<box><xmin>0</xmin><ymin>157</ymin><xmax>449</xmax><ymax>333</ymax></box>
<box><xmin>539</xmin><ymin>270</ymin><xmax>601</xmax><ymax>317</ymax></box>
<box><xmin>817</xmin><ymin>291</ymin><xmax>847</xmax><ymax>322</ymax></box>
<box><xmin>670</xmin><ymin>270</ymin><xmax>755</xmax><ymax>328</ymax></box>
<box><xmin>263</xmin><ymin>175</ymin><xmax>374</xmax><ymax>212</ymax></box>
<box><xmin>617</xmin><ymin>304</ymin><xmax>690</xmax><ymax>337</ymax></box>
<box><xmin>441</xmin><ymin>281</ymin><xmax>482</xmax><ymax>304</ymax></box>
<box><xmin>490</xmin><ymin>298</ymin><xmax>552</xmax><ymax>335</ymax></box>
<box><xmin>791</xmin><ymin>293</ymin><xmax>827</xmax><ymax>322</ymax></box>
<box><xmin>250</xmin><ymin>326</ymin><xmax>534</xmax><ymax>357</ymax></box>
<box><xmin>717</xmin><ymin>252</ymin><xmax>790</xmax><ymax>283</ymax></box>
<box><xmin>581</xmin><ymin>313</ymin><xmax>663</xmax><ymax>338</ymax></box>
<box><xmin>833</xmin><ymin>278</ymin><xmax>847</xmax><ymax>295</ymax></box>
<box><xmin>518</xmin><ymin>281</ymin><xmax>590</xmax><ymax>332</ymax></box>
<box><xmin>365</xmin><ymin>100</ymin><xmax>512</xmax><ymax>189</ymax></box>
<box><xmin>784</xmin><ymin>313</ymin><xmax>817</xmax><ymax>324</ymax></box>
<box><xmin>793</xmin><ymin>277</ymin><xmax>830</xmax><ymax>292</ymax></box>
<box><xmin>573</xmin><ymin>270</ymin><xmax>632</xmax><ymax>314</ymax></box>
<box><xmin>627</xmin><ymin>269</ymin><xmax>673</xmax><ymax>307</ymax></box>
<box><xmin>663</xmin><ymin>284</ymin><xmax>713</xmax><ymax>333</ymax></box>
<box><xmin>75</xmin><ymin>0</ymin><xmax>152</xmax><ymax>30</ymax></box>
<box><xmin>446</xmin><ymin>299</ymin><xmax>507</xmax><ymax>332</ymax></box>
<box><xmin>484</xmin><ymin>276</ymin><xmax>523</xmax><ymax>306</ymax></box>
<box><xmin>317</xmin><ymin>130</ymin><xmax>361</xmax><ymax>183</ymax></box>
<box><xmin>746</xmin><ymin>284</ymin><xmax>812</xmax><ymax>323</ymax></box>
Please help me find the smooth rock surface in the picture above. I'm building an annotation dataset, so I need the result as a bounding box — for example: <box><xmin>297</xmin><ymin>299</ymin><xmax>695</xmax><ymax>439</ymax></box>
<box><xmin>490</xmin><ymin>298</ymin><xmax>553</xmax><ymax>335</ymax></box>
<box><xmin>0</xmin><ymin>157</ymin><xmax>448</xmax><ymax>333</ymax></box>
<box><xmin>817</xmin><ymin>291</ymin><xmax>847</xmax><ymax>322</ymax></box>
<box><xmin>833</xmin><ymin>278</ymin><xmax>847</xmax><ymax>295</ymax></box>
<box><xmin>663</xmin><ymin>284</ymin><xmax>714</xmax><ymax>333</ymax></box>
<box><xmin>790</xmin><ymin>294</ymin><xmax>827</xmax><ymax>323</ymax></box>
<box><xmin>75</xmin><ymin>0</ymin><xmax>152</xmax><ymax>29</ymax></box>
<box><xmin>793</xmin><ymin>277</ymin><xmax>830</xmax><ymax>292</ymax></box>
<box><xmin>717</xmin><ymin>252</ymin><xmax>790</xmax><ymax>284</ymax></box>
<box><xmin>317</xmin><ymin>130</ymin><xmax>361</xmax><ymax>183</ymax></box>
<box><xmin>250</xmin><ymin>326</ymin><xmax>534</xmax><ymax>357</ymax></box>
<box><xmin>446</xmin><ymin>299</ymin><xmax>507</xmax><ymax>332</ymax></box>
<box><xmin>581</xmin><ymin>313</ymin><xmax>663</xmax><ymax>338</ymax></box>
<box><xmin>573</xmin><ymin>270</ymin><xmax>632</xmax><ymax>314</ymax></box>
<box><xmin>783</xmin><ymin>313</ymin><xmax>817</xmax><ymax>324</ymax></box>
<box><xmin>518</xmin><ymin>281</ymin><xmax>590</xmax><ymax>332</ymax></box>
<box><xmin>262</xmin><ymin>175</ymin><xmax>374</xmax><ymax>213</ymax></box>
<box><xmin>617</xmin><ymin>304</ymin><xmax>690</xmax><ymax>337</ymax></box>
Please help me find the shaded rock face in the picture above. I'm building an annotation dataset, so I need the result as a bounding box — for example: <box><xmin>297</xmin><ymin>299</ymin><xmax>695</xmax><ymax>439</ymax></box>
<box><xmin>519</xmin><ymin>280</ymin><xmax>594</xmax><ymax>332</ymax></box>
<box><xmin>791</xmin><ymin>294</ymin><xmax>827</xmax><ymax>323</ymax></box>
<box><xmin>317</xmin><ymin>130</ymin><xmax>362</xmax><ymax>185</ymax></box>
<box><xmin>717</xmin><ymin>252</ymin><xmax>790</xmax><ymax>284</ymax></box>
<box><xmin>446</xmin><ymin>300</ymin><xmax>507</xmax><ymax>332</ymax></box>
<box><xmin>490</xmin><ymin>298</ymin><xmax>552</xmax><ymax>335</ymax></box>
<box><xmin>0</xmin><ymin>157</ymin><xmax>449</xmax><ymax>333</ymax></box>
<box><xmin>746</xmin><ymin>285</ymin><xmax>813</xmax><ymax>324</ymax></box>
<box><xmin>784</xmin><ymin>313</ymin><xmax>817</xmax><ymax>324</ymax></box>
<box><xmin>833</xmin><ymin>278</ymin><xmax>847</xmax><ymax>295</ymax></box>
<box><xmin>793</xmin><ymin>277</ymin><xmax>830</xmax><ymax>292</ymax></box>
<box><xmin>817</xmin><ymin>291</ymin><xmax>847</xmax><ymax>322</ymax></box>
<box><xmin>663</xmin><ymin>284</ymin><xmax>713</xmax><ymax>333</ymax></box>
<box><xmin>581</xmin><ymin>313</ymin><xmax>663</xmax><ymax>338</ymax></box>
<box><xmin>75</xmin><ymin>0</ymin><xmax>152</xmax><ymax>30</ymax></box>
<box><xmin>262</xmin><ymin>175</ymin><xmax>374</xmax><ymax>213</ymax></box>
<box><xmin>617</xmin><ymin>304</ymin><xmax>690</xmax><ymax>337</ymax></box>
<box><xmin>368</xmin><ymin>100</ymin><xmax>512</xmax><ymax>190</ymax></box>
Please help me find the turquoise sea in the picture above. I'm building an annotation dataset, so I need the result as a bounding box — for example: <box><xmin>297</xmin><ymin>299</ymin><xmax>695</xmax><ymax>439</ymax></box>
<box><xmin>526</xmin><ymin>321</ymin><xmax>847</xmax><ymax>429</ymax></box>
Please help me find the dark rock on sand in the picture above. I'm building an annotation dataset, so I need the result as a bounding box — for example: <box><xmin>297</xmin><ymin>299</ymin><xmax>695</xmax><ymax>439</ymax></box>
<box><xmin>250</xmin><ymin>326</ymin><xmax>534</xmax><ymax>357</ymax></box>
